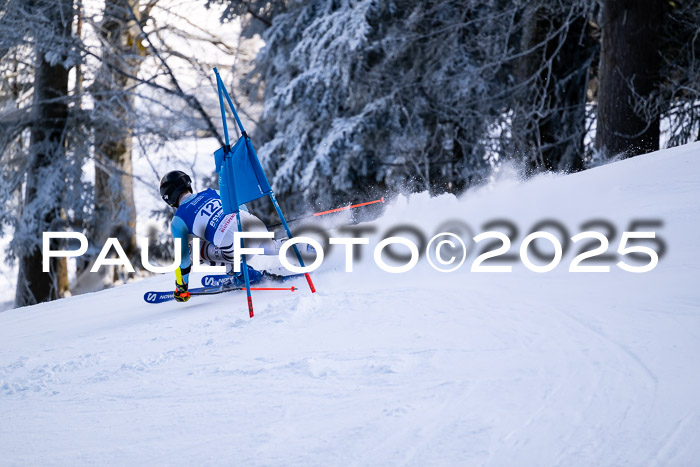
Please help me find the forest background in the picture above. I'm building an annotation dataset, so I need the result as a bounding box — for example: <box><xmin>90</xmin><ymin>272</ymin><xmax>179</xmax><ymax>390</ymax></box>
<box><xmin>0</xmin><ymin>0</ymin><xmax>698</xmax><ymax>307</ymax></box>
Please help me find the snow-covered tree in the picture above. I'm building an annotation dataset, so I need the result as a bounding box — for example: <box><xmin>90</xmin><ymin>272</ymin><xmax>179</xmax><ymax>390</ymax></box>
<box><xmin>212</xmin><ymin>0</ymin><xmax>602</xmax><ymax>216</ymax></box>
<box><xmin>0</xmin><ymin>0</ymin><xmax>243</xmax><ymax>305</ymax></box>
<box><xmin>216</xmin><ymin>0</ymin><xmax>700</xmax><ymax>203</ymax></box>
<box><xmin>11</xmin><ymin>0</ymin><xmax>82</xmax><ymax>306</ymax></box>
<box><xmin>218</xmin><ymin>0</ymin><xmax>525</xmax><ymax>214</ymax></box>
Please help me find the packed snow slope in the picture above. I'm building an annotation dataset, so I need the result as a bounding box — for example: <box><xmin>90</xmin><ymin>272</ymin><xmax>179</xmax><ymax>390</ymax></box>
<box><xmin>2</xmin><ymin>143</ymin><xmax>700</xmax><ymax>466</ymax></box>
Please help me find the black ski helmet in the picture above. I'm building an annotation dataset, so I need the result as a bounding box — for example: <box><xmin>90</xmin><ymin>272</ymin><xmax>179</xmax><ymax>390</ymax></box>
<box><xmin>159</xmin><ymin>170</ymin><xmax>192</xmax><ymax>207</ymax></box>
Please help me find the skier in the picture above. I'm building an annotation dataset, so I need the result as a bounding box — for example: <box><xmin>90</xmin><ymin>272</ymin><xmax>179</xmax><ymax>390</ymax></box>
<box><xmin>159</xmin><ymin>170</ymin><xmax>285</xmax><ymax>302</ymax></box>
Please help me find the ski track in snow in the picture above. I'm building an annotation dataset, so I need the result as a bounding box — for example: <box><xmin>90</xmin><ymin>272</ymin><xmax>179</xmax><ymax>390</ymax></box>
<box><xmin>1</xmin><ymin>143</ymin><xmax>700</xmax><ymax>465</ymax></box>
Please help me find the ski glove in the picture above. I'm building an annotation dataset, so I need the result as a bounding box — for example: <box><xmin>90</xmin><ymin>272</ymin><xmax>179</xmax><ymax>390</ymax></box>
<box><xmin>174</xmin><ymin>282</ymin><xmax>190</xmax><ymax>302</ymax></box>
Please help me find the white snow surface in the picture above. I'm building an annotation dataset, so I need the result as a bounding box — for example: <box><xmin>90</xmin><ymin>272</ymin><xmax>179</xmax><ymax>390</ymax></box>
<box><xmin>1</xmin><ymin>143</ymin><xmax>700</xmax><ymax>465</ymax></box>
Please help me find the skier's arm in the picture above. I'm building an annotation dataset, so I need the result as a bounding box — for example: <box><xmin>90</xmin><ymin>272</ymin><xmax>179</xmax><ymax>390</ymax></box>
<box><xmin>170</xmin><ymin>216</ymin><xmax>192</xmax><ymax>286</ymax></box>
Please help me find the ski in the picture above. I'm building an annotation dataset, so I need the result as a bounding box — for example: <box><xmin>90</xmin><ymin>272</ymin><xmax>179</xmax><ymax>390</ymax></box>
<box><xmin>143</xmin><ymin>269</ymin><xmax>308</xmax><ymax>304</ymax></box>
<box><xmin>143</xmin><ymin>285</ymin><xmax>242</xmax><ymax>304</ymax></box>
<box><xmin>143</xmin><ymin>284</ymin><xmax>296</xmax><ymax>304</ymax></box>
<box><xmin>201</xmin><ymin>271</ymin><xmax>307</xmax><ymax>288</ymax></box>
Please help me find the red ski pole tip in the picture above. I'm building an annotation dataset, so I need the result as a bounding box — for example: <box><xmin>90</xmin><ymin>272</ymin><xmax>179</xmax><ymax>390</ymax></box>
<box><xmin>247</xmin><ymin>296</ymin><xmax>254</xmax><ymax>318</ymax></box>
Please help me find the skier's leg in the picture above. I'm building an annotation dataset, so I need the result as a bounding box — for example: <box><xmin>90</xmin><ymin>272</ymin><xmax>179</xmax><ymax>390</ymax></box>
<box><xmin>198</xmin><ymin>240</ymin><xmax>229</xmax><ymax>267</ymax></box>
<box><xmin>220</xmin><ymin>211</ymin><xmax>316</xmax><ymax>256</ymax></box>
<box><xmin>264</xmin><ymin>237</ymin><xmax>316</xmax><ymax>256</ymax></box>
<box><xmin>238</xmin><ymin>210</ymin><xmax>281</xmax><ymax>255</ymax></box>
<box><xmin>211</xmin><ymin>211</ymin><xmax>270</xmax><ymax>277</ymax></box>
<box><xmin>208</xmin><ymin>212</ymin><xmax>314</xmax><ymax>278</ymax></box>
<box><xmin>198</xmin><ymin>238</ymin><xmax>261</xmax><ymax>285</ymax></box>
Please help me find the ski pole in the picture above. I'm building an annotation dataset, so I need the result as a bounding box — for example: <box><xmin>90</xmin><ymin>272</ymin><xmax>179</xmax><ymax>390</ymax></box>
<box><xmin>269</xmin><ymin>196</ymin><xmax>386</xmax><ymax>228</ymax></box>
<box><xmin>313</xmin><ymin>196</ymin><xmax>386</xmax><ymax>216</ymax></box>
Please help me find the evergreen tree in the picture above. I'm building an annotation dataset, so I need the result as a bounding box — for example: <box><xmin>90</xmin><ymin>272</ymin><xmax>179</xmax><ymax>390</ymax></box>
<box><xmin>214</xmin><ymin>0</ymin><xmax>604</xmax><ymax>210</ymax></box>
<box><xmin>221</xmin><ymin>0</ymin><xmax>517</xmax><ymax>213</ymax></box>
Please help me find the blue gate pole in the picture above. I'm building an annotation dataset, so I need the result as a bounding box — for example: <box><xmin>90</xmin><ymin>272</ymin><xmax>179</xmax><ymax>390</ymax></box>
<box><xmin>269</xmin><ymin>192</ymin><xmax>316</xmax><ymax>293</ymax></box>
<box><xmin>213</xmin><ymin>68</ymin><xmax>230</xmax><ymax>147</ymax></box>
<box><xmin>215</xmin><ymin>70</ymin><xmax>247</xmax><ymax>137</ymax></box>
<box><xmin>213</xmin><ymin>68</ymin><xmax>255</xmax><ymax>316</ymax></box>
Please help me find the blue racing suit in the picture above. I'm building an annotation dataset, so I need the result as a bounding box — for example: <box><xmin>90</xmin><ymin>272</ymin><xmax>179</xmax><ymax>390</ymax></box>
<box><xmin>171</xmin><ymin>189</ymin><xmax>248</xmax><ymax>286</ymax></box>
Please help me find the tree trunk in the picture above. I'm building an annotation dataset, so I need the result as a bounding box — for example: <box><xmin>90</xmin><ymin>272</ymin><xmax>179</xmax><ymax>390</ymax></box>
<box><xmin>89</xmin><ymin>0</ymin><xmax>147</xmax><ymax>280</ymax></box>
<box><xmin>596</xmin><ymin>0</ymin><xmax>661</xmax><ymax>157</ymax></box>
<box><xmin>15</xmin><ymin>0</ymin><xmax>73</xmax><ymax>307</ymax></box>
<box><xmin>515</xmin><ymin>3</ymin><xmax>594</xmax><ymax>173</ymax></box>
